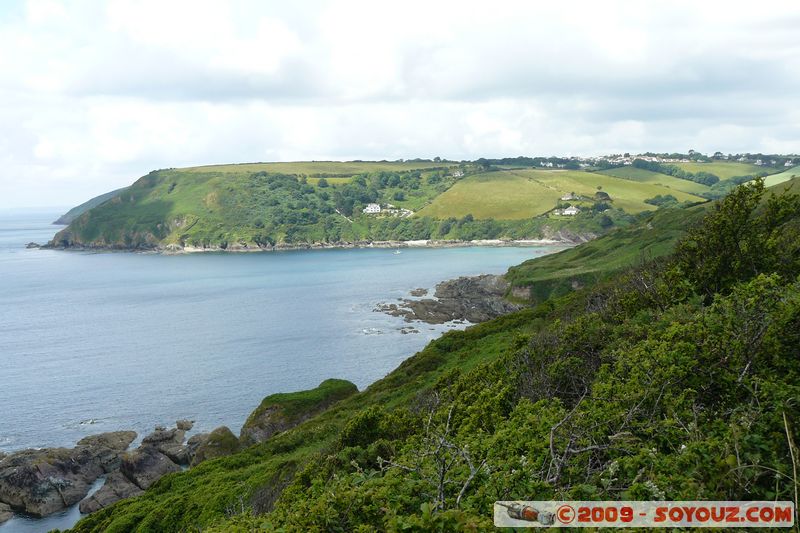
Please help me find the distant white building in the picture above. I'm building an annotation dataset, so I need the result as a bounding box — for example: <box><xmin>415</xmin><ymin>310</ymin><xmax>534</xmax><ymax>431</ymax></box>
<box><xmin>562</xmin><ymin>205</ymin><xmax>581</xmax><ymax>216</ymax></box>
<box><xmin>560</xmin><ymin>193</ymin><xmax>577</xmax><ymax>201</ymax></box>
<box><xmin>363</xmin><ymin>203</ymin><xmax>381</xmax><ymax>214</ymax></box>
<box><xmin>786</xmin><ymin>160</ymin><xmax>795</xmax><ymax>167</ymax></box>
<box><xmin>755</xmin><ymin>159</ymin><xmax>764</xmax><ymax>166</ymax></box>
<box><xmin>451</xmin><ymin>169</ymin><xmax>464</xmax><ymax>178</ymax></box>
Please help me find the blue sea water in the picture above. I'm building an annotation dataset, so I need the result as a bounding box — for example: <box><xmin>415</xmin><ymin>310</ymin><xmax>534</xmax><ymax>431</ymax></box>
<box><xmin>0</xmin><ymin>208</ymin><xmax>567</xmax><ymax>532</ymax></box>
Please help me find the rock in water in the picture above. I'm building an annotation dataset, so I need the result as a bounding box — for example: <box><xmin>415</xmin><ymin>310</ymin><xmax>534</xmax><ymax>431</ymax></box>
<box><xmin>176</xmin><ymin>419</ymin><xmax>194</xmax><ymax>431</ymax></box>
<box><xmin>81</xmin><ymin>422</ymin><xmax>194</xmax><ymax>514</ymax></box>
<box><xmin>141</xmin><ymin>425</ymin><xmax>189</xmax><ymax>465</ymax></box>
<box><xmin>120</xmin><ymin>447</ymin><xmax>181</xmax><ymax>490</ymax></box>
<box><xmin>79</xmin><ymin>472</ymin><xmax>143</xmax><ymax>514</ymax></box>
<box><xmin>0</xmin><ymin>502</ymin><xmax>13</xmax><ymax>524</ymax></box>
<box><xmin>0</xmin><ymin>431</ymin><xmax>136</xmax><ymax>517</ymax></box>
<box><xmin>378</xmin><ymin>274</ymin><xmax>522</xmax><ymax>324</ymax></box>
<box><xmin>239</xmin><ymin>379</ymin><xmax>358</xmax><ymax>447</ymax></box>
<box><xmin>191</xmin><ymin>427</ymin><xmax>239</xmax><ymax>466</ymax></box>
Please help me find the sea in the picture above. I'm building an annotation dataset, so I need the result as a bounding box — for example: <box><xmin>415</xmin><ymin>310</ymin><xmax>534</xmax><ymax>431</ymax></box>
<box><xmin>0</xmin><ymin>208</ymin><xmax>567</xmax><ymax>532</ymax></box>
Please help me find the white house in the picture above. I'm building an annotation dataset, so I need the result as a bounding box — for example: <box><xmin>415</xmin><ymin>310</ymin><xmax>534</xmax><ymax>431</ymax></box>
<box><xmin>451</xmin><ymin>169</ymin><xmax>464</xmax><ymax>178</ymax></box>
<box><xmin>785</xmin><ymin>160</ymin><xmax>794</xmax><ymax>167</ymax></box>
<box><xmin>363</xmin><ymin>203</ymin><xmax>381</xmax><ymax>214</ymax></box>
<box><xmin>563</xmin><ymin>205</ymin><xmax>580</xmax><ymax>216</ymax></box>
<box><xmin>560</xmin><ymin>193</ymin><xmax>577</xmax><ymax>201</ymax></box>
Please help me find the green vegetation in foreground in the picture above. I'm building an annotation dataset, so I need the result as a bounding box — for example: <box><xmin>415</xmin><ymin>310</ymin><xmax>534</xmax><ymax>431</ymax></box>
<box><xmin>66</xmin><ymin>178</ymin><xmax>800</xmax><ymax>532</ymax></box>
<box><xmin>419</xmin><ymin>169</ymin><xmax>705</xmax><ymax>219</ymax></box>
<box><xmin>52</xmin><ymin>187</ymin><xmax>128</xmax><ymax>225</ymax></box>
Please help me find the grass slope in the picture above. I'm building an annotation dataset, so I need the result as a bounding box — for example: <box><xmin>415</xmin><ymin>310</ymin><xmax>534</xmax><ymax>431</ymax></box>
<box><xmin>505</xmin><ymin>205</ymin><xmax>707</xmax><ymax>301</ymax></box>
<box><xmin>53</xmin><ymin>187</ymin><xmax>128</xmax><ymax>225</ymax></box>
<box><xmin>597</xmin><ymin>166</ymin><xmax>711</xmax><ymax>195</ymax></box>
<box><xmin>506</xmin><ymin>176</ymin><xmax>800</xmax><ymax>302</ymax></box>
<box><xmin>183</xmin><ymin>161</ymin><xmax>450</xmax><ymax>176</ymax></box>
<box><xmin>417</xmin><ymin>171</ymin><xmax>563</xmax><ymax>219</ymax></box>
<box><xmin>764</xmin><ymin>165</ymin><xmax>800</xmax><ymax>187</ymax></box>
<box><xmin>50</xmin><ymin>163</ymin><xmax>635</xmax><ymax>250</ymax></box>
<box><xmin>672</xmin><ymin>161</ymin><xmax>773</xmax><ymax>180</ymax></box>
<box><xmin>51</xmin><ymin>166</ymin><xmax>464</xmax><ymax>249</ymax></box>
<box><xmin>419</xmin><ymin>169</ymin><xmax>705</xmax><ymax>220</ymax></box>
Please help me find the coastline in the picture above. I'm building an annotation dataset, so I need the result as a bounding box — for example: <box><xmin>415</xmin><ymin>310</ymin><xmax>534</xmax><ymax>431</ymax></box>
<box><xmin>43</xmin><ymin>237</ymin><xmax>580</xmax><ymax>254</ymax></box>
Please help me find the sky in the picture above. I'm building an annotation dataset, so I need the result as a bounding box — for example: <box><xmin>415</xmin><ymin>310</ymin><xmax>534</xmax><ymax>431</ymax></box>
<box><xmin>0</xmin><ymin>0</ymin><xmax>798</xmax><ymax>208</ymax></box>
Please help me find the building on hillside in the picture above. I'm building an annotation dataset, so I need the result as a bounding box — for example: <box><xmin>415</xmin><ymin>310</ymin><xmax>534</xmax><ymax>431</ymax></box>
<box><xmin>755</xmin><ymin>159</ymin><xmax>763</xmax><ymax>166</ymax></box>
<box><xmin>363</xmin><ymin>203</ymin><xmax>381</xmax><ymax>214</ymax></box>
<box><xmin>786</xmin><ymin>160</ymin><xmax>795</xmax><ymax>167</ymax></box>
<box><xmin>556</xmin><ymin>205</ymin><xmax>581</xmax><ymax>216</ymax></box>
<box><xmin>451</xmin><ymin>169</ymin><xmax>464</xmax><ymax>178</ymax></box>
<box><xmin>560</xmin><ymin>193</ymin><xmax>577</xmax><ymax>201</ymax></box>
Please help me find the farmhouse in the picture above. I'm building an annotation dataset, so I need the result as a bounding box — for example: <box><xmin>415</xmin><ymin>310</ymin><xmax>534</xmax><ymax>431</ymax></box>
<box><xmin>560</xmin><ymin>193</ymin><xmax>577</xmax><ymax>201</ymax></box>
<box><xmin>451</xmin><ymin>169</ymin><xmax>464</xmax><ymax>178</ymax></box>
<box><xmin>362</xmin><ymin>203</ymin><xmax>381</xmax><ymax>214</ymax></box>
<box><xmin>554</xmin><ymin>205</ymin><xmax>581</xmax><ymax>216</ymax></box>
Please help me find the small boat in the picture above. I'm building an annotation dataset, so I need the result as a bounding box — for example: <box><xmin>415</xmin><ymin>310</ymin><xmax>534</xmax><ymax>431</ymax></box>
<box><xmin>393</xmin><ymin>249</ymin><xmax>402</xmax><ymax>255</ymax></box>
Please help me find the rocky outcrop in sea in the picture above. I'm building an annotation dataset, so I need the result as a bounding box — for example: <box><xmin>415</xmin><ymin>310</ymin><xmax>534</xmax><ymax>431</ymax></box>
<box><xmin>0</xmin><ymin>420</ymin><xmax>205</xmax><ymax>522</ymax></box>
<box><xmin>376</xmin><ymin>274</ymin><xmax>522</xmax><ymax>324</ymax></box>
<box><xmin>0</xmin><ymin>431</ymin><xmax>135</xmax><ymax>520</ymax></box>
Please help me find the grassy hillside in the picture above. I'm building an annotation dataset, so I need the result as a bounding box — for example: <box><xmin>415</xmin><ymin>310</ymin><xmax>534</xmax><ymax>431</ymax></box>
<box><xmin>505</xmin><ymin>205</ymin><xmax>707</xmax><ymax>302</ymax></box>
<box><xmin>764</xmin><ymin>165</ymin><xmax>800</xmax><ymax>187</ymax></box>
<box><xmin>50</xmin><ymin>162</ymin><xmax>651</xmax><ymax>250</ymax></box>
<box><xmin>183</xmin><ymin>161</ymin><xmax>450</xmax><ymax>176</ymax></box>
<box><xmin>420</xmin><ymin>169</ymin><xmax>703</xmax><ymax>219</ymax></box>
<box><xmin>419</xmin><ymin>169</ymin><xmax>705</xmax><ymax>220</ymax></box>
<box><xmin>506</xmin><ymin>175</ymin><xmax>800</xmax><ymax>302</ymax></box>
<box><xmin>416</xmin><ymin>171</ymin><xmax>564</xmax><ymax>219</ymax></box>
<box><xmin>49</xmin><ymin>165</ymin><xmax>471</xmax><ymax>249</ymax></box>
<box><xmin>673</xmin><ymin>161</ymin><xmax>771</xmax><ymax>180</ymax></box>
<box><xmin>597</xmin><ymin>166</ymin><xmax>711</xmax><ymax>195</ymax></box>
<box><xmin>66</xmin><ymin>178</ymin><xmax>800</xmax><ymax>532</ymax></box>
<box><xmin>52</xmin><ymin>187</ymin><xmax>128</xmax><ymax>225</ymax></box>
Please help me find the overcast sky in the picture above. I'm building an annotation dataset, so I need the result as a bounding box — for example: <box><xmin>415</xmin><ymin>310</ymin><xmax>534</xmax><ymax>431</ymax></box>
<box><xmin>1</xmin><ymin>0</ymin><xmax>799</xmax><ymax>208</ymax></box>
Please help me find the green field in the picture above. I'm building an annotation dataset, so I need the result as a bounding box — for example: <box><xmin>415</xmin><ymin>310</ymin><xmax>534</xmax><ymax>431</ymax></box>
<box><xmin>672</xmin><ymin>161</ymin><xmax>771</xmax><ymax>180</ymax></box>
<box><xmin>398</xmin><ymin>168</ymin><xmax>707</xmax><ymax>220</ymax></box>
<box><xmin>597</xmin><ymin>166</ymin><xmax>711</xmax><ymax>195</ymax></box>
<box><xmin>183</xmin><ymin>160</ymin><xmax>451</xmax><ymax>176</ymax></box>
<box><xmin>763</xmin><ymin>165</ymin><xmax>800</xmax><ymax>187</ymax></box>
<box><xmin>416</xmin><ymin>171</ymin><xmax>564</xmax><ymax>219</ymax></box>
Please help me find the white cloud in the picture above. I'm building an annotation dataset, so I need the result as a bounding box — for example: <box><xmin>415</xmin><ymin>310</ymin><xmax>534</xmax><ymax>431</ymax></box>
<box><xmin>0</xmin><ymin>0</ymin><xmax>799</xmax><ymax>207</ymax></box>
